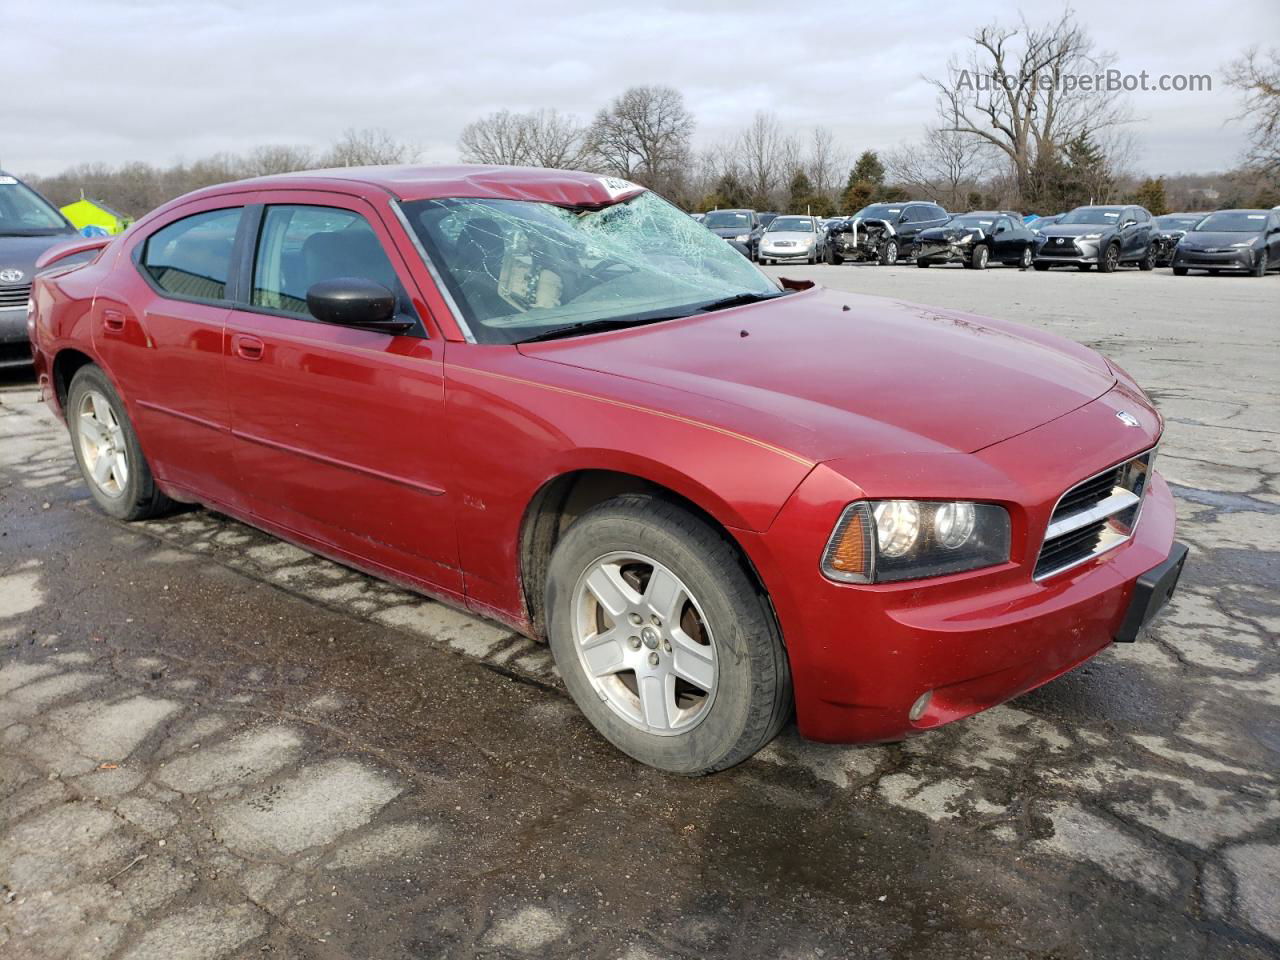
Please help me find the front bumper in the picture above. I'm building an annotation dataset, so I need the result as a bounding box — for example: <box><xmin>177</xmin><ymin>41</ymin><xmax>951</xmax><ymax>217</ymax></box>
<box><xmin>1172</xmin><ymin>249</ymin><xmax>1253</xmax><ymax>271</ymax></box>
<box><xmin>917</xmin><ymin>241</ymin><xmax>970</xmax><ymax>263</ymax></box>
<box><xmin>1035</xmin><ymin>238</ymin><xmax>1102</xmax><ymax>264</ymax></box>
<box><xmin>738</xmin><ymin>389</ymin><xmax>1179</xmax><ymax>743</ymax></box>
<box><xmin>760</xmin><ymin>245</ymin><xmax>814</xmax><ymax>261</ymax></box>
<box><xmin>0</xmin><ymin>306</ymin><xmax>33</xmax><ymax>368</ymax></box>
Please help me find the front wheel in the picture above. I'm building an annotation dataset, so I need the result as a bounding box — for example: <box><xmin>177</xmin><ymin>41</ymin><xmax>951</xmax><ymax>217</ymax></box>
<box><xmin>879</xmin><ymin>239</ymin><xmax>898</xmax><ymax>265</ymax></box>
<box><xmin>967</xmin><ymin>244</ymin><xmax>989</xmax><ymax>270</ymax></box>
<box><xmin>1033</xmin><ymin>261</ymin><xmax>1051</xmax><ymax>272</ymax></box>
<box><xmin>1254</xmin><ymin>250</ymin><xmax>1268</xmax><ymax>278</ymax></box>
<box><xmin>1173</xmin><ymin>266</ymin><xmax>1189</xmax><ymax>276</ymax></box>
<box><xmin>67</xmin><ymin>365</ymin><xmax>174</xmax><ymax>521</ymax></box>
<box><xmin>545</xmin><ymin>495</ymin><xmax>792</xmax><ymax>775</ymax></box>
<box><xmin>1138</xmin><ymin>247</ymin><xmax>1155</xmax><ymax>271</ymax></box>
<box><xmin>916</xmin><ymin>259</ymin><xmax>930</xmax><ymax>268</ymax></box>
<box><xmin>1098</xmin><ymin>243</ymin><xmax>1120</xmax><ymax>273</ymax></box>
<box><xmin>826</xmin><ymin>246</ymin><xmax>843</xmax><ymax>265</ymax></box>
<box><xmin>1019</xmin><ymin>245</ymin><xmax>1033</xmax><ymax>269</ymax></box>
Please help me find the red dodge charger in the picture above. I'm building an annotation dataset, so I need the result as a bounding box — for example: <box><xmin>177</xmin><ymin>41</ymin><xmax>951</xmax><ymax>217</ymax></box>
<box><xmin>28</xmin><ymin>166</ymin><xmax>1186</xmax><ymax>774</ymax></box>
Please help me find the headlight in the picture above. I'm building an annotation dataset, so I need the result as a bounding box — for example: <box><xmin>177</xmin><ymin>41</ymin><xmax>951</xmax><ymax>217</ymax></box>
<box><xmin>822</xmin><ymin>500</ymin><xmax>1011</xmax><ymax>583</ymax></box>
<box><xmin>734</xmin><ymin>234</ymin><xmax>750</xmax><ymax>242</ymax></box>
<box><xmin>1231</xmin><ymin>240</ymin><xmax>1258</xmax><ymax>247</ymax></box>
<box><xmin>1079</xmin><ymin>233</ymin><xmax>1103</xmax><ymax>240</ymax></box>
<box><xmin>957</xmin><ymin>234</ymin><xmax>975</xmax><ymax>245</ymax></box>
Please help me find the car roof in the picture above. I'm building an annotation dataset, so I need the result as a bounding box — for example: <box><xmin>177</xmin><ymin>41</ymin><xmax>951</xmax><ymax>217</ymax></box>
<box><xmin>169</xmin><ymin>164</ymin><xmax>647</xmax><ymax>208</ymax></box>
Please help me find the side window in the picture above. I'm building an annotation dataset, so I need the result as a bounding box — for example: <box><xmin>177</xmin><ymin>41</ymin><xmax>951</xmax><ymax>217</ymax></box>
<box><xmin>928</xmin><ymin>205</ymin><xmax>947</xmax><ymax>221</ymax></box>
<box><xmin>899</xmin><ymin>206</ymin><xmax>918</xmax><ymax>222</ymax></box>
<box><xmin>995</xmin><ymin>217</ymin><xmax>1012</xmax><ymax>233</ymax></box>
<box><xmin>142</xmin><ymin>208</ymin><xmax>242</xmax><ymax>302</ymax></box>
<box><xmin>252</xmin><ymin>205</ymin><xmax>408</xmax><ymax>319</ymax></box>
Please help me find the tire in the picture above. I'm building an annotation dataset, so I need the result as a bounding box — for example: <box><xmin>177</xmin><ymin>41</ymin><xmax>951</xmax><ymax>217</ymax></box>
<box><xmin>1253</xmin><ymin>250</ymin><xmax>1268</xmax><ymax>278</ymax></box>
<box><xmin>1138</xmin><ymin>247</ymin><xmax>1155</xmax><ymax>271</ymax></box>
<box><xmin>67</xmin><ymin>365</ymin><xmax>174</xmax><ymax>521</ymax></box>
<box><xmin>760</xmin><ymin>257</ymin><xmax>772</xmax><ymax>266</ymax></box>
<box><xmin>1172</xmin><ymin>267</ymin><xmax>1188</xmax><ymax>276</ymax></box>
<box><xmin>545</xmin><ymin>494</ymin><xmax>792</xmax><ymax>775</ymax></box>
<box><xmin>1033</xmin><ymin>262</ymin><xmax>1050</xmax><ymax>272</ymax></box>
<box><xmin>1077</xmin><ymin>263</ymin><xmax>1093</xmax><ymax>272</ymax></box>
<box><xmin>826</xmin><ymin>246</ymin><xmax>843</xmax><ymax>265</ymax></box>
<box><xmin>916</xmin><ymin>259</ymin><xmax>930</xmax><ymax>268</ymax></box>
<box><xmin>879</xmin><ymin>239</ymin><xmax>898</xmax><ymax>265</ymax></box>
<box><xmin>1098</xmin><ymin>243</ymin><xmax>1120</xmax><ymax>273</ymax></box>
<box><xmin>968</xmin><ymin>244</ymin><xmax>989</xmax><ymax>270</ymax></box>
<box><xmin>1019</xmin><ymin>245</ymin><xmax>1033</xmax><ymax>269</ymax></box>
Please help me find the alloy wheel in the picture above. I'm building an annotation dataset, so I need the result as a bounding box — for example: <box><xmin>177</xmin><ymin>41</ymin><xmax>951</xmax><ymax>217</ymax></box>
<box><xmin>571</xmin><ymin>551</ymin><xmax>718</xmax><ymax>735</ymax></box>
<box><xmin>1020</xmin><ymin>245</ymin><xmax>1032</xmax><ymax>268</ymax></box>
<box><xmin>76</xmin><ymin>390</ymin><xmax>129</xmax><ymax>498</ymax></box>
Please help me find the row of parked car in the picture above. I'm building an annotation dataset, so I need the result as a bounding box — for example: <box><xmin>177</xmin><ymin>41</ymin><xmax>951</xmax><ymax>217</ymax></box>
<box><xmin>695</xmin><ymin>203</ymin><xmax>1280</xmax><ymax>278</ymax></box>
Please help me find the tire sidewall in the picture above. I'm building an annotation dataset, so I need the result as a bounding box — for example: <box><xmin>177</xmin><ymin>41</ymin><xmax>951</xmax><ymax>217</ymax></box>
<box><xmin>546</xmin><ymin>505</ymin><xmax>781</xmax><ymax>775</ymax></box>
<box><xmin>67</xmin><ymin>366</ymin><xmax>152</xmax><ymax>520</ymax></box>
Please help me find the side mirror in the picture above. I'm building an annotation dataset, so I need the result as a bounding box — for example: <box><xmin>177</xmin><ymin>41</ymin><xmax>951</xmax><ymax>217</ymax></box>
<box><xmin>306</xmin><ymin>278</ymin><xmax>411</xmax><ymax>332</ymax></box>
<box><xmin>995</xmin><ymin>225</ymin><xmax>1008</xmax><ymax>234</ymax></box>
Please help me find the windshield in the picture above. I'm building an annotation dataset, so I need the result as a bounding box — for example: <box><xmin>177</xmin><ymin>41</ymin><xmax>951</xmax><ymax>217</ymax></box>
<box><xmin>1059</xmin><ymin>206</ymin><xmax>1125</xmax><ymax>225</ymax></box>
<box><xmin>853</xmin><ymin>204</ymin><xmax>902</xmax><ymax>220</ymax></box>
<box><xmin>702</xmin><ymin>211</ymin><xmax>751</xmax><ymax>229</ymax></box>
<box><xmin>766</xmin><ymin>217</ymin><xmax>815</xmax><ymax>233</ymax></box>
<box><xmin>1193</xmin><ymin>211</ymin><xmax>1269</xmax><ymax>233</ymax></box>
<box><xmin>0</xmin><ymin>177</ymin><xmax>72</xmax><ymax>235</ymax></box>
<box><xmin>951</xmin><ymin>215</ymin><xmax>996</xmax><ymax>229</ymax></box>
<box><xmin>401</xmin><ymin>191</ymin><xmax>778</xmax><ymax>345</ymax></box>
<box><xmin>1155</xmin><ymin>215</ymin><xmax>1203</xmax><ymax>230</ymax></box>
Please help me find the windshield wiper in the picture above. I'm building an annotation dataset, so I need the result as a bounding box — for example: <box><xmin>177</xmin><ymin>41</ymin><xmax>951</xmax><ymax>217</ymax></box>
<box><xmin>516</xmin><ymin>291</ymin><xmax>790</xmax><ymax>344</ymax></box>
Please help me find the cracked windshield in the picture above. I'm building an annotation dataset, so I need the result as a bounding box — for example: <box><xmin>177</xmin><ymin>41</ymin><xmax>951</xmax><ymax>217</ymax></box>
<box><xmin>401</xmin><ymin>190</ymin><xmax>778</xmax><ymax>344</ymax></box>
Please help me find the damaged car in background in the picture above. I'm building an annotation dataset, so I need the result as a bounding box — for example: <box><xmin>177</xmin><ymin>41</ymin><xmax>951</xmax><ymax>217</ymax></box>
<box><xmin>29</xmin><ymin>165</ymin><xmax>1187</xmax><ymax>776</ymax></box>
<box><xmin>914</xmin><ymin>211</ymin><xmax>1036</xmax><ymax>270</ymax></box>
<box><xmin>824</xmin><ymin>201</ymin><xmax>948</xmax><ymax>265</ymax></box>
<box><xmin>1150</xmin><ymin>213</ymin><xmax>1205</xmax><ymax>267</ymax></box>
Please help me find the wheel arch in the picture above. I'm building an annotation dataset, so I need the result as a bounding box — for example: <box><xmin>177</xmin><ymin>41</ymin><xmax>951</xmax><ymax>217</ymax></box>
<box><xmin>518</xmin><ymin>466</ymin><xmax>774</xmax><ymax>642</ymax></box>
<box><xmin>51</xmin><ymin>347</ymin><xmax>100</xmax><ymax>415</ymax></box>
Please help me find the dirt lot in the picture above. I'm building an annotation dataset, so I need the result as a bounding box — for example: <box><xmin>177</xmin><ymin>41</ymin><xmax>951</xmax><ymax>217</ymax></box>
<box><xmin>1</xmin><ymin>261</ymin><xmax>1277</xmax><ymax>959</ymax></box>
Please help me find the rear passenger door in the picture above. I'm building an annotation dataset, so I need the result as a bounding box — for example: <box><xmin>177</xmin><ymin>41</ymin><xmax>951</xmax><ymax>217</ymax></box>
<box><xmin>223</xmin><ymin>193</ymin><xmax>460</xmax><ymax>594</ymax></box>
<box><xmin>94</xmin><ymin>200</ymin><xmax>247</xmax><ymax>508</ymax></box>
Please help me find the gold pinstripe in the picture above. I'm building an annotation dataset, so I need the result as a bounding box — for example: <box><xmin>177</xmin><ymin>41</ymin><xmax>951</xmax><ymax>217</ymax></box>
<box><xmin>463</xmin><ymin>366</ymin><xmax>814</xmax><ymax>467</ymax></box>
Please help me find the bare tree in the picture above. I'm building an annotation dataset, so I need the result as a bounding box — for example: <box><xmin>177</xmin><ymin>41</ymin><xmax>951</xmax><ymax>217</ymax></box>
<box><xmin>522</xmin><ymin>110</ymin><xmax>591</xmax><ymax>168</ymax></box>
<box><xmin>241</xmin><ymin>144</ymin><xmax>315</xmax><ymax>177</ymax></box>
<box><xmin>805</xmin><ymin>126</ymin><xmax>845</xmax><ymax>200</ymax></box>
<box><xmin>886</xmin><ymin>123</ymin><xmax>993</xmax><ymax>209</ymax></box>
<box><xmin>459</xmin><ymin>110</ymin><xmax>532</xmax><ymax>165</ymax></box>
<box><xmin>323</xmin><ymin>127</ymin><xmax>418</xmax><ymax>167</ymax></box>
<box><xmin>1224</xmin><ymin>47</ymin><xmax>1280</xmax><ymax>176</ymax></box>
<box><xmin>586</xmin><ymin>86</ymin><xmax>694</xmax><ymax>196</ymax></box>
<box><xmin>927</xmin><ymin>12</ymin><xmax>1132</xmax><ymax>203</ymax></box>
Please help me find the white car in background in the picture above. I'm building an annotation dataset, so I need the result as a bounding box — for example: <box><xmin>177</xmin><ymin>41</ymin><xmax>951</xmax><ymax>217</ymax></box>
<box><xmin>757</xmin><ymin>215</ymin><xmax>821</xmax><ymax>264</ymax></box>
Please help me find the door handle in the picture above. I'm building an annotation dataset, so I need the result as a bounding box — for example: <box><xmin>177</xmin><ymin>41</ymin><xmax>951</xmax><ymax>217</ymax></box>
<box><xmin>103</xmin><ymin>309</ymin><xmax>125</xmax><ymax>332</ymax></box>
<box><xmin>233</xmin><ymin>334</ymin><xmax>264</xmax><ymax>361</ymax></box>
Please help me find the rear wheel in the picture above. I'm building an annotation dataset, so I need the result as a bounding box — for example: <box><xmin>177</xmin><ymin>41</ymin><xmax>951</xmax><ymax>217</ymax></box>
<box><xmin>545</xmin><ymin>495</ymin><xmax>792</xmax><ymax>775</ymax></box>
<box><xmin>67</xmin><ymin>365</ymin><xmax>173</xmax><ymax>521</ymax></box>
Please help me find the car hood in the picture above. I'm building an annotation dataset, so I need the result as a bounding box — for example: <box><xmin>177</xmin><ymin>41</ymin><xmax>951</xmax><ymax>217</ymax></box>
<box><xmin>0</xmin><ymin>232</ymin><xmax>79</xmax><ymax>282</ymax></box>
<box><xmin>918</xmin><ymin>225</ymin><xmax>980</xmax><ymax>242</ymax></box>
<box><xmin>707</xmin><ymin>225</ymin><xmax>752</xmax><ymax>238</ymax></box>
<box><xmin>518</xmin><ymin>287</ymin><xmax>1116</xmax><ymax>460</ymax></box>
<box><xmin>1179</xmin><ymin>231</ymin><xmax>1258</xmax><ymax>249</ymax></box>
<box><xmin>1038</xmin><ymin>223</ymin><xmax>1114</xmax><ymax>238</ymax></box>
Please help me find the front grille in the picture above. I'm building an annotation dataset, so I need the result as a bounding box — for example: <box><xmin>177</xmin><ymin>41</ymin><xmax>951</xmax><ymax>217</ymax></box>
<box><xmin>0</xmin><ymin>283</ymin><xmax>31</xmax><ymax>309</ymax></box>
<box><xmin>1034</xmin><ymin>450</ymin><xmax>1154</xmax><ymax>580</ymax></box>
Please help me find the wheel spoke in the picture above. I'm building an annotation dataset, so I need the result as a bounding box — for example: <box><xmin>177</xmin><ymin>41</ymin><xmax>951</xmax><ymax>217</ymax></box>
<box><xmin>89</xmin><ymin>393</ymin><xmax>110</xmax><ymax>424</ymax></box>
<box><xmin>643</xmin><ymin>566</ymin><xmax>685</xmax><ymax>622</ymax></box>
<box><xmin>585</xmin><ymin>563</ymin><xmax>639</xmax><ymax>617</ymax></box>
<box><xmin>92</xmin><ymin>453</ymin><xmax>113</xmax><ymax>486</ymax></box>
<box><xmin>78</xmin><ymin>417</ymin><xmax>109</xmax><ymax>449</ymax></box>
<box><xmin>636</xmin><ymin>673</ymin><xmax>671</xmax><ymax>731</ymax></box>
<box><xmin>670</xmin><ymin>628</ymin><xmax>715</xmax><ymax>691</ymax></box>
<box><xmin>113</xmin><ymin>451</ymin><xmax>130</xmax><ymax>487</ymax></box>
<box><xmin>581</xmin><ymin>628</ymin><xmax>627</xmax><ymax>678</ymax></box>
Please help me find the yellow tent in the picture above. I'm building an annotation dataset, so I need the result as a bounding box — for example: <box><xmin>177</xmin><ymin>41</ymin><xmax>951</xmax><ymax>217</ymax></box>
<box><xmin>60</xmin><ymin>197</ymin><xmax>133</xmax><ymax>235</ymax></box>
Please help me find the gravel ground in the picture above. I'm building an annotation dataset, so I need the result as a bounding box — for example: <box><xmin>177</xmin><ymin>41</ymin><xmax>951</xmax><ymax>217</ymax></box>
<box><xmin>1</xmin><ymin>259</ymin><xmax>1277</xmax><ymax>959</ymax></box>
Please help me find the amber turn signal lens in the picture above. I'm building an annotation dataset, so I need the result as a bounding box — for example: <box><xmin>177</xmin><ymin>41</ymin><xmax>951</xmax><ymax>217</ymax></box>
<box><xmin>822</xmin><ymin>503</ymin><xmax>874</xmax><ymax>583</ymax></box>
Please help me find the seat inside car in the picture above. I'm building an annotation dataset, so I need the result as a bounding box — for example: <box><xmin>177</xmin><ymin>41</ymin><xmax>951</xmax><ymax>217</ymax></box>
<box><xmin>300</xmin><ymin>226</ymin><xmax>399</xmax><ymax>297</ymax></box>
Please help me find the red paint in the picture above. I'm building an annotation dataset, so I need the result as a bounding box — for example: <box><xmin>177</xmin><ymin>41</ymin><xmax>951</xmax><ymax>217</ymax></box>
<box><xmin>29</xmin><ymin>166</ymin><xmax>1177</xmax><ymax>743</ymax></box>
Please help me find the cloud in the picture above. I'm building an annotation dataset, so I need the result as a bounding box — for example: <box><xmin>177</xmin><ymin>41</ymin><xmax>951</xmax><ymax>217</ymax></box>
<box><xmin>4</xmin><ymin>0</ymin><xmax>1274</xmax><ymax>176</ymax></box>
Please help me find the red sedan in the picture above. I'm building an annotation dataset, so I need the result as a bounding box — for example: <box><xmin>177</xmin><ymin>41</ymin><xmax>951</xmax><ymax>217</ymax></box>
<box><xmin>28</xmin><ymin>166</ymin><xmax>1186</xmax><ymax>774</ymax></box>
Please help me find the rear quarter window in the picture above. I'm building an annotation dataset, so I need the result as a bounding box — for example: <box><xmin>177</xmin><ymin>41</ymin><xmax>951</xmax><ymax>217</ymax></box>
<box><xmin>141</xmin><ymin>208</ymin><xmax>243</xmax><ymax>302</ymax></box>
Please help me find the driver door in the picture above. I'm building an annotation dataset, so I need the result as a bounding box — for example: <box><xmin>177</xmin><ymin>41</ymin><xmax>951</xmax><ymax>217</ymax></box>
<box><xmin>224</xmin><ymin>192</ymin><xmax>460</xmax><ymax>594</ymax></box>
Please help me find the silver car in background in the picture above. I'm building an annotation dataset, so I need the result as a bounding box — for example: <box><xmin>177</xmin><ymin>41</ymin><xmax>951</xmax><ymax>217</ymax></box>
<box><xmin>758</xmin><ymin>215</ymin><xmax>821</xmax><ymax>264</ymax></box>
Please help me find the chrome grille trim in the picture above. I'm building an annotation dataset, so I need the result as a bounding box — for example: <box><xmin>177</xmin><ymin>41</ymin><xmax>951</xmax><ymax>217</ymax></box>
<box><xmin>0</xmin><ymin>283</ymin><xmax>32</xmax><ymax>308</ymax></box>
<box><xmin>1034</xmin><ymin>447</ymin><xmax>1156</xmax><ymax>581</ymax></box>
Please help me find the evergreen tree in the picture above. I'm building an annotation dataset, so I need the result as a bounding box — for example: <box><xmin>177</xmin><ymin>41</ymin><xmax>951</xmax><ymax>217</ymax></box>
<box><xmin>1132</xmin><ymin>177</ymin><xmax>1169</xmax><ymax>215</ymax></box>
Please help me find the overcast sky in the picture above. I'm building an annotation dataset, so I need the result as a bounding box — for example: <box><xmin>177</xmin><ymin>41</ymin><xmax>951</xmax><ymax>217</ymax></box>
<box><xmin>5</xmin><ymin>0</ymin><xmax>1277</xmax><ymax>177</ymax></box>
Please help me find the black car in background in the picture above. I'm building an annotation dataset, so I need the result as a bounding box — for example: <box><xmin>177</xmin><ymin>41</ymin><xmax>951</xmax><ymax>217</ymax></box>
<box><xmin>826</xmin><ymin>201</ymin><xmax>949</xmax><ymax>265</ymax></box>
<box><xmin>1151</xmin><ymin>213</ymin><xmax>1206</xmax><ymax>266</ymax></box>
<box><xmin>702</xmin><ymin>208</ymin><xmax>765</xmax><ymax>259</ymax></box>
<box><xmin>915</xmin><ymin>211</ymin><xmax>1036</xmax><ymax>269</ymax></box>
<box><xmin>0</xmin><ymin>172</ymin><xmax>80</xmax><ymax>368</ymax></box>
<box><xmin>1033</xmin><ymin>204</ymin><xmax>1156</xmax><ymax>273</ymax></box>
<box><xmin>1171</xmin><ymin>209</ymin><xmax>1280</xmax><ymax>277</ymax></box>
